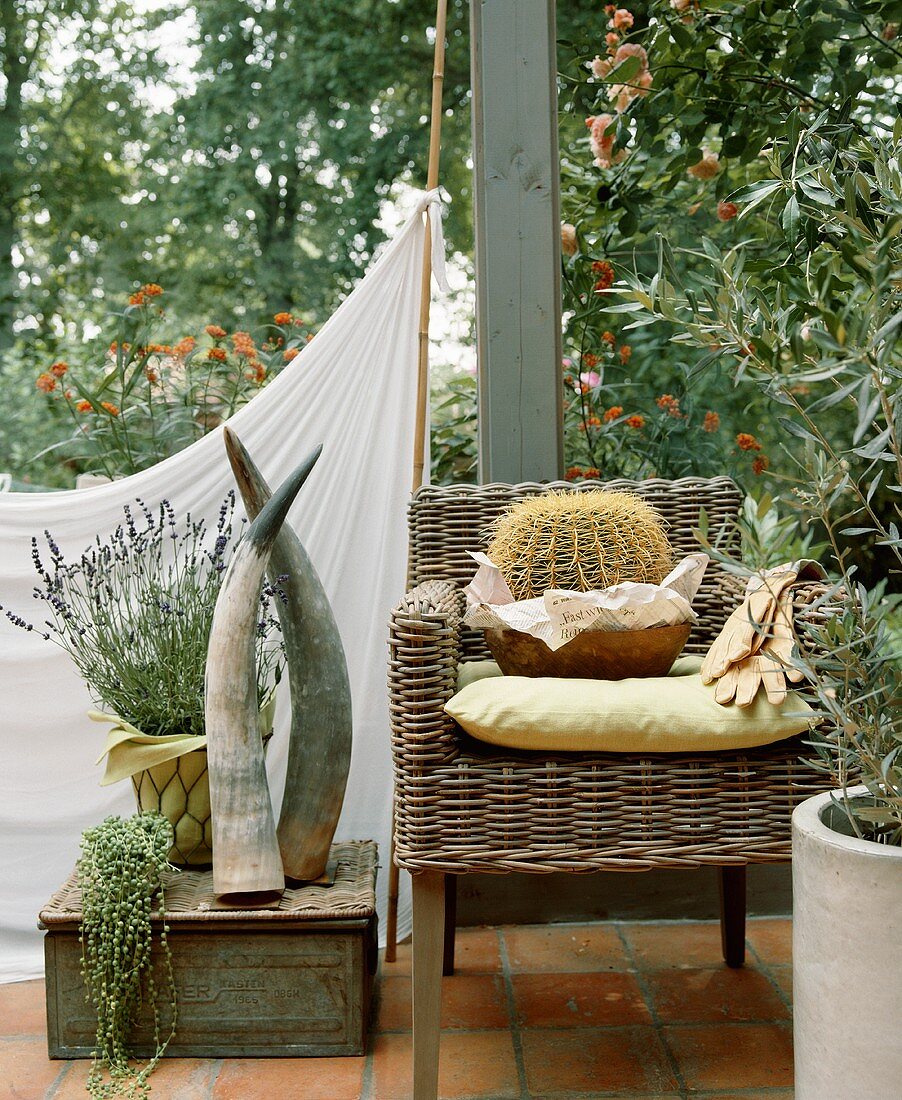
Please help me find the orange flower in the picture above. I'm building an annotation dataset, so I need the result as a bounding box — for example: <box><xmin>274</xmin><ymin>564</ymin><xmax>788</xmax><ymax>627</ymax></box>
<box><xmin>687</xmin><ymin>149</ymin><xmax>720</xmax><ymax>180</ymax></box>
<box><xmin>245</xmin><ymin>363</ymin><xmax>267</xmax><ymax>384</ymax></box>
<box><xmin>592</xmin><ymin>260</ymin><xmax>615</xmax><ymax>291</ymax></box>
<box><xmin>582</xmin><ymin>352</ymin><xmax>599</xmax><ymax>368</ymax></box>
<box><xmin>587</xmin><ymin>414</ymin><xmax>602</xmax><ymax>428</ymax></box>
<box><xmin>625</xmin><ymin>414</ymin><xmax>645</xmax><ymax>429</ymax></box>
<box><xmin>205</xmin><ymin>324</ymin><xmax>227</xmax><ymax>339</ymax></box>
<box><xmin>76</xmin><ymin>400</ymin><xmax>92</xmax><ymax>413</ymax></box>
<box><xmin>145</xmin><ymin>365</ymin><xmax>159</xmax><ymax>384</ymax></box>
<box><xmin>141</xmin><ymin>283</ymin><xmax>163</xmax><ymax>297</ymax></box>
<box><xmin>605</xmin><ymin>31</ymin><xmax>619</xmax><ymax>47</ymax></box>
<box><xmin>736</xmin><ymin>433</ymin><xmax>762</xmax><ymax>452</ymax></box>
<box><xmin>283</xmin><ymin>347</ymin><xmax>299</xmax><ymax>362</ymax></box>
<box><xmin>618</xmin><ymin>345</ymin><xmax>631</xmax><ymax>364</ymax></box>
<box><xmin>601</xmin><ymin>331</ymin><xmax>616</xmax><ymax>346</ymax></box>
<box><xmin>231</xmin><ymin>331</ymin><xmax>256</xmax><ymax>356</ymax></box>
<box><xmin>50</xmin><ymin>361</ymin><xmax>68</xmax><ymax>378</ymax></box>
<box><xmin>129</xmin><ymin>291</ymin><xmax>145</xmax><ymax>306</ymax></box>
<box><xmin>752</xmin><ymin>455</ymin><xmax>769</xmax><ymax>475</ymax></box>
<box><xmin>207</xmin><ymin>347</ymin><xmax>227</xmax><ymax>362</ymax></box>
<box><xmin>717</xmin><ymin>200</ymin><xmax>739</xmax><ymax>222</ymax></box>
<box><xmin>145</xmin><ymin>343</ymin><xmax>170</xmax><ymax>355</ymax></box>
<box><xmin>273</xmin><ymin>311</ymin><xmax>293</xmax><ymax>326</ymax></box>
<box><xmin>656</xmin><ymin>393</ymin><xmax>682</xmax><ymax>417</ymax></box>
<box><xmin>703</xmin><ymin>411</ymin><xmax>720</xmax><ymax>433</ymax></box>
<box><xmin>603</xmin><ymin>405</ymin><xmax>623</xmax><ymax>422</ymax></box>
<box><xmin>36</xmin><ymin>373</ymin><xmax>56</xmax><ymax>393</ymax></box>
<box><xmin>101</xmin><ymin>402</ymin><xmax>120</xmax><ymax>416</ymax></box>
<box><xmin>565</xmin><ymin>465</ymin><xmax>585</xmax><ymax>481</ymax></box>
<box><xmin>173</xmin><ymin>336</ymin><xmax>196</xmax><ymax>358</ymax></box>
<box><xmin>584</xmin><ymin>466</ymin><xmax>601</xmax><ymax>478</ymax></box>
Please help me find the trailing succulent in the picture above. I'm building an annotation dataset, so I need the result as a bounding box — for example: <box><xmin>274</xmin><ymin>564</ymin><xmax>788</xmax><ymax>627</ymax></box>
<box><xmin>78</xmin><ymin>813</ymin><xmax>177</xmax><ymax>1098</ymax></box>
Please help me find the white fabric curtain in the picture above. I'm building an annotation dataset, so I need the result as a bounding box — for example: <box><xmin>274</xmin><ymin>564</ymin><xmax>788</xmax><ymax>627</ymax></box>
<box><xmin>0</xmin><ymin>190</ymin><xmax>445</xmax><ymax>981</ymax></box>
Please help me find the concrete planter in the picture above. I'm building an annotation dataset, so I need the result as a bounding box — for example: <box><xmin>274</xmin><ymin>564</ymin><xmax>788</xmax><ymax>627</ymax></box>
<box><xmin>792</xmin><ymin>786</ymin><xmax>902</xmax><ymax>1100</ymax></box>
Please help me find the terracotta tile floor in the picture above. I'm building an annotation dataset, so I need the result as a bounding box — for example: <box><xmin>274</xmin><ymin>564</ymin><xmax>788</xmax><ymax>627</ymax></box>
<box><xmin>0</xmin><ymin>918</ymin><xmax>795</xmax><ymax>1100</ymax></box>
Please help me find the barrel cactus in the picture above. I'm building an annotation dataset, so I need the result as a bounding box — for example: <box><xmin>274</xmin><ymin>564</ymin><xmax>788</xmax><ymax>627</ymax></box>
<box><xmin>486</xmin><ymin>489</ymin><xmax>673</xmax><ymax>600</ymax></box>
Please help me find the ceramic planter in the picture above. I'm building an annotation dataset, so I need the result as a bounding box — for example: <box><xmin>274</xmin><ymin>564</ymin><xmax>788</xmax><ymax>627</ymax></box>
<box><xmin>792</xmin><ymin>786</ymin><xmax>902</xmax><ymax>1100</ymax></box>
<box><xmin>131</xmin><ymin>730</ymin><xmax>274</xmax><ymax>868</ymax></box>
<box><xmin>132</xmin><ymin>748</ymin><xmax>214</xmax><ymax>867</ymax></box>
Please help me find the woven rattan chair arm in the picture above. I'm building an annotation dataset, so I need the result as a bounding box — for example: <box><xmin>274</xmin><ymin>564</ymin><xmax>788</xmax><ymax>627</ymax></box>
<box><xmin>388</xmin><ymin>580</ymin><xmax>465</xmax><ymax>767</ymax></box>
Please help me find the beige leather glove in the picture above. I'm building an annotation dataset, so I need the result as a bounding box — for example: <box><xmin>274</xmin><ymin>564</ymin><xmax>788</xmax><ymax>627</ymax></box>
<box><xmin>713</xmin><ymin>589</ymin><xmax>806</xmax><ymax>707</ymax></box>
<box><xmin>700</xmin><ymin>568</ymin><xmax>798</xmax><ymax>683</ymax></box>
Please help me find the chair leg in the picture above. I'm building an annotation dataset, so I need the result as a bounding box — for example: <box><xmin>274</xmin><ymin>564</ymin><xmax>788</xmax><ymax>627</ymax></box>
<box><xmin>412</xmin><ymin>870</ymin><xmax>445</xmax><ymax>1100</ymax></box>
<box><xmin>384</xmin><ymin>828</ymin><xmax>400</xmax><ymax>963</ymax></box>
<box><xmin>442</xmin><ymin>874</ymin><xmax>457</xmax><ymax>976</ymax></box>
<box><xmin>719</xmin><ymin>865</ymin><xmax>747</xmax><ymax>968</ymax></box>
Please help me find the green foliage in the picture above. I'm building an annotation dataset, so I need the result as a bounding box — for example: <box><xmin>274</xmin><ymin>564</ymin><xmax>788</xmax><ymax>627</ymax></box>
<box><xmin>1</xmin><ymin>0</ymin><xmax>478</xmax><ymax>346</ymax></box>
<box><xmin>733</xmin><ymin>493</ymin><xmax>828</xmax><ymax>572</ymax></box>
<box><xmin>430</xmin><ymin>366</ymin><xmax>477</xmax><ymax>483</ymax></box>
<box><xmin>617</xmin><ymin>115</ymin><xmax>901</xmax><ymax>842</ymax></box>
<box><xmin>0</xmin><ymin>0</ymin><xmax>183</xmax><ymax>351</ymax></box>
<box><xmin>7</xmin><ymin>494</ymin><xmax>284</xmax><ymax>736</ymax></box>
<box><xmin>558</xmin><ymin>0</ymin><xmax>902</xmax><ymax>486</ymax></box>
<box><xmin>77</xmin><ymin>812</ymin><xmax>176</xmax><ymax>1099</ymax></box>
<box><xmin>158</xmin><ymin>0</ymin><xmax>475</xmax><ymax>325</ymax></box>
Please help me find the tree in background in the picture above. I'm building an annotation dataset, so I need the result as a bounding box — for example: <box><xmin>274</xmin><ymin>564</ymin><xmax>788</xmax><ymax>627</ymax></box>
<box><xmin>138</xmin><ymin>0</ymin><xmax>475</xmax><ymax>325</ymax></box>
<box><xmin>0</xmin><ymin>0</ymin><xmax>182</xmax><ymax>352</ymax></box>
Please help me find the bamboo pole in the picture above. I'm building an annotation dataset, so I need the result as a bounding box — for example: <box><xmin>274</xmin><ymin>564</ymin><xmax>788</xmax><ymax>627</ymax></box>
<box><xmin>410</xmin><ymin>0</ymin><xmax>448</xmax><ymax>493</ymax></box>
<box><xmin>385</xmin><ymin>0</ymin><xmax>448</xmax><ymax>963</ymax></box>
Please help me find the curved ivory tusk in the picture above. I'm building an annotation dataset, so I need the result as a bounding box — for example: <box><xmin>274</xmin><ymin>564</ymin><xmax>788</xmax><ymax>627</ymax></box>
<box><xmin>206</xmin><ymin>443</ymin><xmax>322</xmax><ymax>896</ymax></box>
<box><xmin>223</xmin><ymin>427</ymin><xmax>352</xmax><ymax>881</ymax></box>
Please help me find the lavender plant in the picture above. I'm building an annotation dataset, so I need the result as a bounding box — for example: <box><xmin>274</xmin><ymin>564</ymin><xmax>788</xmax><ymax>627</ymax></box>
<box><xmin>4</xmin><ymin>492</ymin><xmax>284</xmax><ymax>737</ymax></box>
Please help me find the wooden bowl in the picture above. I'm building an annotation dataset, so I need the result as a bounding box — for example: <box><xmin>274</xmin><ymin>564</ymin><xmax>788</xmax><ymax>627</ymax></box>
<box><xmin>483</xmin><ymin>623</ymin><xmax>692</xmax><ymax>680</ymax></box>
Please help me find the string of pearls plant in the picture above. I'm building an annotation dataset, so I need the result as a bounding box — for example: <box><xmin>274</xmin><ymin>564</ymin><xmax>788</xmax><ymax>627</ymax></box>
<box><xmin>78</xmin><ymin>813</ymin><xmax>177</xmax><ymax>1098</ymax></box>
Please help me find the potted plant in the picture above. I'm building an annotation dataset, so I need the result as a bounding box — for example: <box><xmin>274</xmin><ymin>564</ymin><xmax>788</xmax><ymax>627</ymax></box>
<box><xmin>790</xmin><ymin>593</ymin><xmax>901</xmax><ymax>1099</ymax></box>
<box><xmin>4</xmin><ymin>492</ymin><xmax>284</xmax><ymax>865</ymax></box>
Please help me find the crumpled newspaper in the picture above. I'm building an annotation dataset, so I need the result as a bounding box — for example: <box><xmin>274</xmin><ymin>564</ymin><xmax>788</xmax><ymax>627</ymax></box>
<box><xmin>463</xmin><ymin>551</ymin><xmax>710</xmax><ymax>652</ymax></box>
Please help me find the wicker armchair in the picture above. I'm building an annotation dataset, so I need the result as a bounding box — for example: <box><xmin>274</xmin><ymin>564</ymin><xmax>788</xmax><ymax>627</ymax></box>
<box><xmin>389</xmin><ymin>478</ymin><xmax>827</xmax><ymax>1100</ymax></box>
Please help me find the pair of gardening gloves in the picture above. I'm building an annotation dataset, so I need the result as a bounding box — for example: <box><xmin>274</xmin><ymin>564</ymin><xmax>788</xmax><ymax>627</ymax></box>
<box><xmin>700</xmin><ymin>560</ymin><xmax>825</xmax><ymax>707</ymax></box>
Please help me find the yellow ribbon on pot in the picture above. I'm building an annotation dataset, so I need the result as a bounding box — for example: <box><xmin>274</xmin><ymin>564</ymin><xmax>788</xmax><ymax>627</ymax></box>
<box><xmin>91</xmin><ymin>694</ymin><xmax>278</xmax><ymax>786</ymax></box>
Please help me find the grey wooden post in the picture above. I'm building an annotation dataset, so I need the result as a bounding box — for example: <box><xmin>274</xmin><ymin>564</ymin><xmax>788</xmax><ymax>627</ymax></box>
<box><xmin>471</xmin><ymin>0</ymin><xmax>563</xmax><ymax>484</ymax></box>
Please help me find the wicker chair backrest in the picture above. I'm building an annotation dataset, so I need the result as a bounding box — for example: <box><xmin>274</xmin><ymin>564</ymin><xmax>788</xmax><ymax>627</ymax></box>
<box><xmin>408</xmin><ymin>477</ymin><xmax>743</xmax><ymax>658</ymax></box>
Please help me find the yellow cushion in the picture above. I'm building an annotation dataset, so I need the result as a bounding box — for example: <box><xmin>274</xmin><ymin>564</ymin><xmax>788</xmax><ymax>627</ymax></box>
<box><xmin>445</xmin><ymin>662</ymin><xmax>813</xmax><ymax>753</ymax></box>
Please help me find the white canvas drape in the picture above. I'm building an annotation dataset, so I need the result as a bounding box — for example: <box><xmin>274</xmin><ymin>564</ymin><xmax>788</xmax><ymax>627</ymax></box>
<box><xmin>0</xmin><ymin>190</ymin><xmax>445</xmax><ymax>981</ymax></box>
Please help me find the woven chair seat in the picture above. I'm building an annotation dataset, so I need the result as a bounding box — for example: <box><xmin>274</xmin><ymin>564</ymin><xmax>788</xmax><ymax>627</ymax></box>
<box><xmin>395</xmin><ymin>732</ymin><xmax>825</xmax><ymax>873</ymax></box>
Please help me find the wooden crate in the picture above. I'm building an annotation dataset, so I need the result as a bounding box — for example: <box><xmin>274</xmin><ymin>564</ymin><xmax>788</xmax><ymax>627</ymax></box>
<box><xmin>40</xmin><ymin>840</ymin><xmax>378</xmax><ymax>1058</ymax></box>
